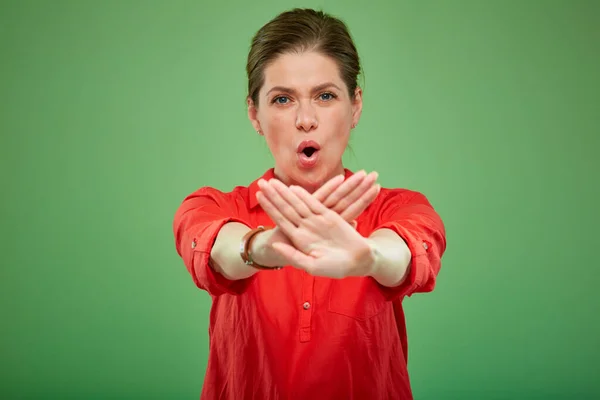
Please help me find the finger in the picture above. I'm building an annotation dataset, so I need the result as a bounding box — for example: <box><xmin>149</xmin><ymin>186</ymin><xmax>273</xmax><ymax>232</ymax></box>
<box><xmin>321</xmin><ymin>170</ymin><xmax>367</xmax><ymax>208</ymax></box>
<box><xmin>269</xmin><ymin>179</ymin><xmax>313</xmax><ymax>219</ymax></box>
<box><xmin>272</xmin><ymin>242</ymin><xmax>315</xmax><ymax>272</ymax></box>
<box><xmin>289</xmin><ymin>185</ymin><xmax>331</xmax><ymax>216</ymax></box>
<box><xmin>256</xmin><ymin>191</ymin><xmax>297</xmax><ymax>235</ymax></box>
<box><xmin>331</xmin><ymin>171</ymin><xmax>378</xmax><ymax>215</ymax></box>
<box><xmin>258</xmin><ymin>179</ymin><xmax>303</xmax><ymax>226</ymax></box>
<box><xmin>312</xmin><ymin>173</ymin><xmax>345</xmax><ymax>202</ymax></box>
<box><xmin>340</xmin><ymin>183</ymin><xmax>381</xmax><ymax>221</ymax></box>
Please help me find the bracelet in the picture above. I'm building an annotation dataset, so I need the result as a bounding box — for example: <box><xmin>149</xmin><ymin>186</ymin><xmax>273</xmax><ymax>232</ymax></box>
<box><xmin>239</xmin><ymin>226</ymin><xmax>282</xmax><ymax>270</ymax></box>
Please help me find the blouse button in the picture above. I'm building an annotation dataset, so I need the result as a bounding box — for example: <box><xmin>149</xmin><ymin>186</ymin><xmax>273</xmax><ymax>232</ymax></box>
<box><xmin>303</xmin><ymin>302</ymin><xmax>310</xmax><ymax>310</ymax></box>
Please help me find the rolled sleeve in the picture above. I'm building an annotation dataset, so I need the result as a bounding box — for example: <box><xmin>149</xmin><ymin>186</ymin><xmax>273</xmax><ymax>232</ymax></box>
<box><xmin>373</xmin><ymin>191</ymin><xmax>447</xmax><ymax>300</ymax></box>
<box><xmin>173</xmin><ymin>188</ymin><xmax>255</xmax><ymax>297</ymax></box>
<box><xmin>189</xmin><ymin>217</ymin><xmax>256</xmax><ymax>297</ymax></box>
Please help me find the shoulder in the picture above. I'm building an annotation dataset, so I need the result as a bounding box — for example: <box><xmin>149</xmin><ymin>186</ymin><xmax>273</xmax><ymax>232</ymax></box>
<box><xmin>177</xmin><ymin>169</ymin><xmax>273</xmax><ymax>212</ymax></box>
<box><xmin>179</xmin><ymin>185</ymin><xmax>249</xmax><ymax>209</ymax></box>
<box><xmin>374</xmin><ymin>187</ymin><xmax>433</xmax><ymax>208</ymax></box>
<box><xmin>172</xmin><ymin>184</ymin><xmax>252</xmax><ymax>225</ymax></box>
<box><xmin>360</xmin><ymin>186</ymin><xmax>438</xmax><ymax>225</ymax></box>
<box><xmin>186</xmin><ymin>184</ymin><xmax>248</xmax><ymax>200</ymax></box>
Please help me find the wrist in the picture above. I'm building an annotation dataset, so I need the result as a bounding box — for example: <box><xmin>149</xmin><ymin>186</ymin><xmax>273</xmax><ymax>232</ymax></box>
<box><xmin>364</xmin><ymin>238</ymin><xmax>381</xmax><ymax>278</ymax></box>
<box><xmin>248</xmin><ymin>228</ymin><xmax>277</xmax><ymax>268</ymax></box>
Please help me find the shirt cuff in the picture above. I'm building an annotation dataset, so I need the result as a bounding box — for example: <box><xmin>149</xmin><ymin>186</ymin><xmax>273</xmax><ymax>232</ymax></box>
<box><xmin>372</xmin><ymin>221</ymin><xmax>433</xmax><ymax>301</ymax></box>
<box><xmin>188</xmin><ymin>217</ymin><xmax>256</xmax><ymax>297</ymax></box>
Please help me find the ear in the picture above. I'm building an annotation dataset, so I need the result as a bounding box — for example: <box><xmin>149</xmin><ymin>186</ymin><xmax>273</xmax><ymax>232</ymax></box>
<box><xmin>247</xmin><ymin>97</ymin><xmax>263</xmax><ymax>135</ymax></box>
<box><xmin>351</xmin><ymin>87</ymin><xmax>363</xmax><ymax>128</ymax></box>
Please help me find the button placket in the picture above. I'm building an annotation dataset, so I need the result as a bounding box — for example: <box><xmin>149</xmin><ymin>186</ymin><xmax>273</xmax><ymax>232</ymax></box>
<box><xmin>299</xmin><ymin>272</ymin><xmax>315</xmax><ymax>343</ymax></box>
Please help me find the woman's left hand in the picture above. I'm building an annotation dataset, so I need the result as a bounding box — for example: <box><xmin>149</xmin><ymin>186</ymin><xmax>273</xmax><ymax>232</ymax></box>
<box><xmin>256</xmin><ymin>178</ymin><xmax>376</xmax><ymax>279</ymax></box>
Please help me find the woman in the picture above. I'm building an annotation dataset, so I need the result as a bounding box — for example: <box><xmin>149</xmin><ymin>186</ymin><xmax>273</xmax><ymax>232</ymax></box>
<box><xmin>173</xmin><ymin>8</ymin><xmax>446</xmax><ymax>400</ymax></box>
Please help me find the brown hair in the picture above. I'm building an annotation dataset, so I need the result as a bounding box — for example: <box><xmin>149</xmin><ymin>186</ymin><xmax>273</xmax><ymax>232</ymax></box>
<box><xmin>246</xmin><ymin>8</ymin><xmax>362</xmax><ymax>106</ymax></box>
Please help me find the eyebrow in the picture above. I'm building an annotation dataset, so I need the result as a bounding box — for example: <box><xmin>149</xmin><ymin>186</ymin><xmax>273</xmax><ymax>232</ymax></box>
<box><xmin>265</xmin><ymin>82</ymin><xmax>342</xmax><ymax>97</ymax></box>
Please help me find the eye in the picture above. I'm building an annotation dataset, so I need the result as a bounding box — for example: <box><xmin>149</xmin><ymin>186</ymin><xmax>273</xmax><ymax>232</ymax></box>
<box><xmin>272</xmin><ymin>96</ymin><xmax>290</xmax><ymax>105</ymax></box>
<box><xmin>319</xmin><ymin>92</ymin><xmax>336</xmax><ymax>101</ymax></box>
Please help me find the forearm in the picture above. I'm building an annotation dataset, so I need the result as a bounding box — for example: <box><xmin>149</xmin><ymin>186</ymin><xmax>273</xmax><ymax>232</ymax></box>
<box><xmin>209</xmin><ymin>222</ymin><xmax>259</xmax><ymax>281</ymax></box>
<box><xmin>367</xmin><ymin>228</ymin><xmax>412</xmax><ymax>287</ymax></box>
<box><xmin>209</xmin><ymin>222</ymin><xmax>284</xmax><ymax>280</ymax></box>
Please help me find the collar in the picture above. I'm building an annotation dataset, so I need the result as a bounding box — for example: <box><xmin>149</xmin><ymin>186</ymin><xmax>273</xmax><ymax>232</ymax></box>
<box><xmin>248</xmin><ymin>168</ymin><xmax>356</xmax><ymax>209</ymax></box>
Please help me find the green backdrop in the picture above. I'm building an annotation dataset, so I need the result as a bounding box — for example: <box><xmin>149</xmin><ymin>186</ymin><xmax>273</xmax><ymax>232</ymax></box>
<box><xmin>1</xmin><ymin>0</ymin><xmax>598</xmax><ymax>399</ymax></box>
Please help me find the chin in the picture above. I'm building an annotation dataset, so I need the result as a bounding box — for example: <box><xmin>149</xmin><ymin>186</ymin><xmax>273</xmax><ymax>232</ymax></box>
<box><xmin>276</xmin><ymin>159</ymin><xmax>337</xmax><ymax>191</ymax></box>
<box><xmin>291</xmin><ymin>167</ymin><xmax>331</xmax><ymax>191</ymax></box>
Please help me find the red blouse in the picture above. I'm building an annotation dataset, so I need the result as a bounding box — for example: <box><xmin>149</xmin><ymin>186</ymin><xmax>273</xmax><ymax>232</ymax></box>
<box><xmin>173</xmin><ymin>168</ymin><xmax>446</xmax><ymax>400</ymax></box>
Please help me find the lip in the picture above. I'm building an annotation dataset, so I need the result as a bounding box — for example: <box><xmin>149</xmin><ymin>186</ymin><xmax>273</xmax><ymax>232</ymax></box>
<box><xmin>297</xmin><ymin>151</ymin><xmax>319</xmax><ymax>169</ymax></box>
<box><xmin>297</xmin><ymin>140</ymin><xmax>321</xmax><ymax>153</ymax></box>
<box><xmin>296</xmin><ymin>140</ymin><xmax>321</xmax><ymax>169</ymax></box>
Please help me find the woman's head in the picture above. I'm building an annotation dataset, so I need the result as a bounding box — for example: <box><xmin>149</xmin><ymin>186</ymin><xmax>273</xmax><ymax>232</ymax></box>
<box><xmin>246</xmin><ymin>8</ymin><xmax>363</xmax><ymax>192</ymax></box>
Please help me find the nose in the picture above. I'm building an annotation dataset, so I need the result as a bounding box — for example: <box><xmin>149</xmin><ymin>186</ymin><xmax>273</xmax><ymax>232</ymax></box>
<box><xmin>295</xmin><ymin>102</ymin><xmax>318</xmax><ymax>132</ymax></box>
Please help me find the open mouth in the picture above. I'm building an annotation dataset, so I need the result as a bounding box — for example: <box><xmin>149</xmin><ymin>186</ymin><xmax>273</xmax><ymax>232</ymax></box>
<box><xmin>297</xmin><ymin>140</ymin><xmax>321</xmax><ymax>156</ymax></box>
<box><xmin>297</xmin><ymin>140</ymin><xmax>321</xmax><ymax>168</ymax></box>
<box><xmin>302</xmin><ymin>147</ymin><xmax>318</xmax><ymax>157</ymax></box>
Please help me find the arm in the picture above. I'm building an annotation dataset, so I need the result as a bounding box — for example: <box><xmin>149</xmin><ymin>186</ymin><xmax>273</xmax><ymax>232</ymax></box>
<box><xmin>366</xmin><ymin>228</ymin><xmax>412</xmax><ymax>288</ymax></box>
<box><xmin>209</xmin><ymin>222</ymin><xmax>258</xmax><ymax>281</ymax></box>
<box><xmin>174</xmin><ymin>187</ymin><xmax>332</xmax><ymax>290</ymax></box>
<box><xmin>367</xmin><ymin>190</ymin><xmax>446</xmax><ymax>298</ymax></box>
<box><xmin>173</xmin><ymin>188</ymin><xmax>258</xmax><ymax>296</ymax></box>
<box><xmin>174</xmin><ymin>173</ymin><xmax>380</xmax><ymax>292</ymax></box>
<box><xmin>210</xmin><ymin>223</ymin><xmax>287</xmax><ymax>281</ymax></box>
<box><xmin>210</xmin><ymin>171</ymin><xmax>380</xmax><ymax>280</ymax></box>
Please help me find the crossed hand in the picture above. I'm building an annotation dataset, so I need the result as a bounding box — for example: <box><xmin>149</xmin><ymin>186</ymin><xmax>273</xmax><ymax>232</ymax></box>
<box><xmin>255</xmin><ymin>170</ymin><xmax>380</xmax><ymax>279</ymax></box>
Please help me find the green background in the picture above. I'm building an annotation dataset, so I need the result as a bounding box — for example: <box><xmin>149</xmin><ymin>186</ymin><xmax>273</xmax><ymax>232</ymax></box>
<box><xmin>1</xmin><ymin>0</ymin><xmax>598</xmax><ymax>398</ymax></box>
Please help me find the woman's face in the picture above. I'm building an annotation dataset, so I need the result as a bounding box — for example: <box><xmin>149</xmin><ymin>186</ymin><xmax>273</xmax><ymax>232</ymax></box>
<box><xmin>248</xmin><ymin>51</ymin><xmax>362</xmax><ymax>193</ymax></box>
